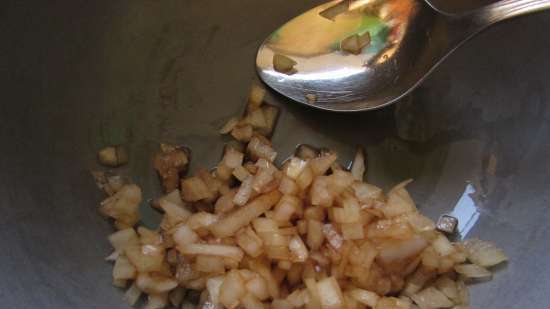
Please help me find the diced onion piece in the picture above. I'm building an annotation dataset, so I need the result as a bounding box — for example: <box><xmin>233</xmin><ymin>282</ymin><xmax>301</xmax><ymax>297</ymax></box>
<box><xmin>113</xmin><ymin>279</ymin><xmax>127</xmax><ymax>288</ymax></box>
<box><xmin>310</xmin><ymin>176</ymin><xmax>333</xmax><ymax>207</ymax></box>
<box><xmin>181</xmin><ymin>177</ymin><xmax>213</xmax><ymax>202</ymax></box>
<box><xmin>463</xmin><ymin>239</ymin><xmax>508</xmax><ymax>267</ymax></box>
<box><xmin>348</xmin><ymin>289</ymin><xmax>379</xmax><ymax>308</ymax></box>
<box><xmin>340</xmin><ymin>32</ymin><xmax>371</xmax><ymax>55</ymax></box>
<box><xmin>309</xmin><ymin>152</ymin><xmax>337</xmax><ymax>176</ymax></box>
<box><xmin>296</xmin><ymin>166</ymin><xmax>314</xmax><ymax>190</ymax></box>
<box><xmin>231</xmin><ymin>124</ymin><xmax>254</xmax><ymax>142</ymax></box>
<box><xmin>113</xmin><ymin>254</ymin><xmax>136</xmax><ymax>280</ymax></box>
<box><xmin>257</xmin><ymin>105</ymin><xmax>280</xmax><ymax>137</ymax></box>
<box><xmin>123</xmin><ymin>283</ymin><xmax>142</xmax><ymax>306</ymax></box>
<box><xmin>286</xmin><ymin>157</ymin><xmax>308</xmax><ymax>179</ymax></box>
<box><xmin>434</xmin><ymin>276</ymin><xmax>458</xmax><ymax>302</ymax></box>
<box><xmin>410</xmin><ymin>287</ymin><xmax>454</xmax><ymax>309</ymax></box>
<box><xmin>136</xmin><ymin>273</ymin><xmax>178</xmax><ymax>294</ymax></box>
<box><xmin>456</xmin><ymin>280</ymin><xmax>469</xmax><ymax>305</ymax></box>
<box><xmin>179</xmin><ymin>243</ymin><xmax>244</xmax><ymax>262</ymax></box>
<box><xmin>99</xmin><ymin>184</ymin><xmax>142</xmax><ymax>230</ymax></box>
<box><xmin>350</xmin><ymin>146</ymin><xmax>366</xmax><ymax>181</ymax></box>
<box><xmin>352</xmin><ymin>182</ymin><xmax>383</xmax><ymax>204</ymax></box>
<box><xmin>273</xmin><ymin>54</ymin><xmax>297</xmax><ymax>74</ymax></box>
<box><xmin>249</xmin><ymin>259</ymin><xmax>280</xmax><ymax>299</ymax></box>
<box><xmin>145</xmin><ymin>293</ymin><xmax>168</xmax><ymax>309</ymax></box>
<box><xmin>236</xmin><ymin>227</ymin><xmax>264</xmax><ymax>257</ymax></box>
<box><xmin>341</xmin><ymin>222</ymin><xmax>364</xmax><ymax>240</ymax></box>
<box><xmin>295</xmin><ymin>144</ymin><xmax>319</xmax><ymax>160</ymax></box>
<box><xmin>242</xmin><ymin>293</ymin><xmax>267</xmax><ymax>309</ymax></box>
<box><xmin>248</xmin><ymin>84</ymin><xmax>266</xmax><ymax>110</ymax></box>
<box><xmin>332</xmin><ymin>197</ymin><xmax>360</xmax><ymax>223</ymax></box>
<box><xmin>272</xmin><ymin>299</ymin><xmax>292</xmax><ymax>309</ymax></box>
<box><xmin>186</xmin><ymin>212</ymin><xmax>219</xmax><ymax>230</ymax></box>
<box><xmin>454</xmin><ymin>264</ymin><xmax>492</xmax><ymax>280</ymax></box>
<box><xmin>407</xmin><ymin>213</ymin><xmax>435</xmax><ymax>232</ymax></box>
<box><xmin>383</xmin><ymin>180</ymin><xmax>416</xmax><ymax>218</ymax></box>
<box><xmin>273</xmin><ymin>195</ymin><xmax>300</xmax><ymax>222</ymax></box>
<box><xmin>125</xmin><ymin>244</ymin><xmax>164</xmax><ymax>272</ymax></box>
<box><xmin>233</xmin><ymin>165</ymin><xmax>251</xmax><ymax>182</ymax></box>
<box><xmin>375</xmin><ymin>297</ymin><xmax>410</xmax><ymax>309</ymax></box>
<box><xmin>234</xmin><ymin>176</ymin><xmax>255</xmax><ymax>206</ymax></box>
<box><xmin>378</xmin><ymin>235</ymin><xmax>428</xmax><ymax>264</ymax></box>
<box><xmin>220</xmin><ymin>116</ymin><xmax>240</xmax><ymax>134</ymax></box>
<box><xmin>289</xmin><ymin>235</ymin><xmax>309</xmax><ymax>262</ymax></box>
<box><xmin>248</xmin><ymin>136</ymin><xmax>277</xmax><ymax>162</ymax></box>
<box><xmin>207</xmin><ymin>276</ymin><xmax>225</xmax><ymax>305</ymax></box>
<box><xmin>212</xmin><ymin>190</ymin><xmax>282</xmax><ymax>238</ymax></box>
<box><xmin>109</xmin><ymin>228</ymin><xmax>140</xmax><ymax>252</ymax></box>
<box><xmin>252</xmin><ymin>166</ymin><xmax>275</xmax><ymax>192</ymax></box>
<box><xmin>319</xmin><ymin>1</ymin><xmax>348</xmax><ymax>21</ymax></box>
<box><xmin>432</xmin><ymin>234</ymin><xmax>456</xmax><ymax>257</ymax></box>
<box><xmin>316</xmin><ymin>277</ymin><xmax>345</xmax><ymax>309</ymax></box>
<box><xmin>195</xmin><ymin>255</ymin><xmax>226</xmax><ymax>273</ymax></box>
<box><xmin>307</xmin><ymin>219</ymin><xmax>325</xmax><ymax>250</ymax></box>
<box><xmin>219</xmin><ymin>270</ymin><xmax>247</xmax><ymax>309</ymax></box>
<box><xmin>287</xmin><ymin>289</ymin><xmax>310</xmax><ymax>307</ymax></box>
<box><xmin>322</xmin><ymin>224</ymin><xmax>343</xmax><ymax>250</ymax></box>
<box><xmin>243</xmin><ymin>109</ymin><xmax>268</xmax><ymax>128</ymax></box>
<box><xmin>304</xmin><ymin>278</ymin><xmax>321</xmax><ymax>309</ymax></box>
<box><xmin>223</xmin><ymin>148</ymin><xmax>245</xmax><ymax>169</ymax></box>
<box><xmin>246</xmin><ymin>275</ymin><xmax>270</xmax><ymax>301</ymax></box>
<box><xmin>278</xmin><ymin>176</ymin><xmax>298</xmax><ymax>195</ymax></box>
<box><xmin>329</xmin><ymin>170</ymin><xmax>355</xmax><ymax>194</ymax></box>
<box><xmin>215</xmin><ymin>191</ymin><xmax>236</xmax><ymax>214</ymax></box>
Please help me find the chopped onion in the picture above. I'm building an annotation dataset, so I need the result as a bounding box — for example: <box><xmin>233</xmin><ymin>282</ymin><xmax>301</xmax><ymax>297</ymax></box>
<box><xmin>123</xmin><ymin>283</ymin><xmax>142</xmax><ymax>306</ymax></box>
<box><xmin>286</xmin><ymin>157</ymin><xmax>308</xmax><ymax>179</ymax></box>
<box><xmin>463</xmin><ymin>239</ymin><xmax>507</xmax><ymax>267</ymax></box>
<box><xmin>136</xmin><ymin>273</ymin><xmax>178</xmax><ymax>294</ymax></box>
<box><xmin>454</xmin><ymin>264</ymin><xmax>492</xmax><ymax>280</ymax></box>
<box><xmin>273</xmin><ymin>54</ymin><xmax>297</xmax><ymax>74</ymax></box>
<box><xmin>383</xmin><ymin>180</ymin><xmax>416</xmax><ymax>218</ymax></box>
<box><xmin>410</xmin><ymin>287</ymin><xmax>454</xmax><ymax>309</ymax></box>
<box><xmin>434</xmin><ymin>276</ymin><xmax>458</xmax><ymax>302</ymax></box>
<box><xmin>207</xmin><ymin>276</ymin><xmax>225</xmax><ymax>305</ymax></box>
<box><xmin>289</xmin><ymin>235</ymin><xmax>309</xmax><ymax>262</ymax></box>
<box><xmin>432</xmin><ymin>234</ymin><xmax>456</xmax><ymax>257</ymax></box>
<box><xmin>231</xmin><ymin>124</ymin><xmax>254</xmax><ymax>142</ymax></box>
<box><xmin>309</xmin><ymin>152</ymin><xmax>337</xmax><ymax>176</ymax></box>
<box><xmin>220</xmin><ymin>116</ymin><xmax>240</xmax><ymax>134</ymax></box>
<box><xmin>348</xmin><ymin>288</ymin><xmax>379</xmax><ymax>307</ymax></box>
<box><xmin>243</xmin><ymin>109</ymin><xmax>268</xmax><ymax>129</ymax></box>
<box><xmin>377</xmin><ymin>235</ymin><xmax>428</xmax><ymax>264</ymax></box>
<box><xmin>113</xmin><ymin>254</ymin><xmax>136</xmax><ymax>280</ymax></box>
<box><xmin>179</xmin><ymin>243</ymin><xmax>244</xmax><ymax>262</ymax></box>
<box><xmin>181</xmin><ymin>177</ymin><xmax>213</xmax><ymax>202</ymax></box>
<box><xmin>316</xmin><ymin>277</ymin><xmax>344</xmax><ymax>309</ymax></box>
<box><xmin>99</xmin><ymin>184</ymin><xmax>142</xmax><ymax>230</ymax></box>
<box><xmin>350</xmin><ymin>146</ymin><xmax>367</xmax><ymax>181</ymax></box>
<box><xmin>145</xmin><ymin>293</ymin><xmax>168</xmax><ymax>309</ymax></box>
<box><xmin>108</xmin><ymin>228</ymin><xmax>140</xmax><ymax>252</ymax></box>
<box><xmin>219</xmin><ymin>270</ymin><xmax>247</xmax><ymax>309</ymax></box>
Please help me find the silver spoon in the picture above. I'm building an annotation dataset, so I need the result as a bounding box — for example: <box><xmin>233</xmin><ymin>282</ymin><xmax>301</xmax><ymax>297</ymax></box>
<box><xmin>256</xmin><ymin>0</ymin><xmax>550</xmax><ymax>112</ymax></box>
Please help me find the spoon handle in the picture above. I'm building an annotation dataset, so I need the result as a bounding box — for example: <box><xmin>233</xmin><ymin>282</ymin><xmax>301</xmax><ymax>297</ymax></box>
<box><xmin>446</xmin><ymin>0</ymin><xmax>550</xmax><ymax>47</ymax></box>
<box><xmin>475</xmin><ymin>0</ymin><xmax>550</xmax><ymax>24</ymax></box>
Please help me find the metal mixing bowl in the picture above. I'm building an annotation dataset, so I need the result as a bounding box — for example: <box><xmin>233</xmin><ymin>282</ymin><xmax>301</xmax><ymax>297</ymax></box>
<box><xmin>2</xmin><ymin>1</ymin><xmax>549</xmax><ymax>308</ymax></box>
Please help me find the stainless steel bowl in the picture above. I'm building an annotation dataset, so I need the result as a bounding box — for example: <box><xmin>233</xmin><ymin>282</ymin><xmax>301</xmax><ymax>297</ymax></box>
<box><xmin>2</xmin><ymin>1</ymin><xmax>550</xmax><ymax>308</ymax></box>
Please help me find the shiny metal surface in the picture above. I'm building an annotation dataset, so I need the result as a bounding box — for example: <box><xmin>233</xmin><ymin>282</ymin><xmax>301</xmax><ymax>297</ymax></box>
<box><xmin>2</xmin><ymin>1</ymin><xmax>550</xmax><ymax>308</ymax></box>
<box><xmin>256</xmin><ymin>0</ymin><xmax>550</xmax><ymax>111</ymax></box>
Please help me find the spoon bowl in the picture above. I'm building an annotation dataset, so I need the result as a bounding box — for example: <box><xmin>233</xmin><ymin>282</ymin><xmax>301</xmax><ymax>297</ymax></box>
<box><xmin>256</xmin><ymin>0</ymin><xmax>550</xmax><ymax>111</ymax></box>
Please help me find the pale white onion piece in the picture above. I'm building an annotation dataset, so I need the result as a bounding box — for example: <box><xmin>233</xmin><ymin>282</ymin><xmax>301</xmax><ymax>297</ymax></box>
<box><xmin>432</xmin><ymin>234</ymin><xmax>456</xmax><ymax>257</ymax></box>
<box><xmin>316</xmin><ymin>277</ymin><xmax>345</xmax><ymax>309</ymax></box>
<box><xmin>179</xmin><ymin>243</ymin><xmax>244</xmax><ymax>262</ymax></box>
<box><xmin>220</xmin><ymin>116</ymin><xmax>240</xmax><ymax>134</ymax></box>
<box><xmin>378</xmin><ymin>235</ymin><xmax>428</xmax><ymax>264</ymax></box>
<box><xmin>463</xmin><ymin>239</ymin><xmax>508</xmax><ymax>267</ymax></box>
<box><xmin>173</xmin><ymin>224</ymin><xmax>199</xmax><ymax>247</ymax></box>
<box><xmin>348</xmin><ymin>289</ymin><xmax>379</xmax><ymax>307</ymax></box>
<box><xmin>383</xmin><ymin>180</ymin><xmax>416</xmax><ymax>218</ymax></box>
<box><xmin>286</xmin><ymin>157</ymin><xmax>308</xmax><ymax>179</ymax></box>
<box><xmin>289</xmin><ymin>235</ymin><xmax>309</xmax><ymax>262</ymax></box>
<box><xmin>410</xmin><ymin>287</ymin><xmax>454</xmax><ymax>309</ymax></box>
<box><xmin>454</xmin><ymin>264</ymin><xmax>492</xmax><ymax>280</ymax></box>
<box><xmin>123</xmin><ymin>283</ymin><xmax>142</xmax><ymax>306</ymax></box>
<box><xmin>207</xmin><ymin>276</ymin><xmax>225</xmax><ymax>305</ymax></box>
<box><xmin>234</xmin><ymin>176</ymin><xmax>254</xmax><ymax>206</ymax></box>
<box><xmin>145</xmin><ymin>293</ymin><xmax>168</xmax><ymax>309</ymax></box>
<box><xmin>350</xmin><ymin>146</ymin><xmax>366</xmax><ymax>181</ymax></box>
